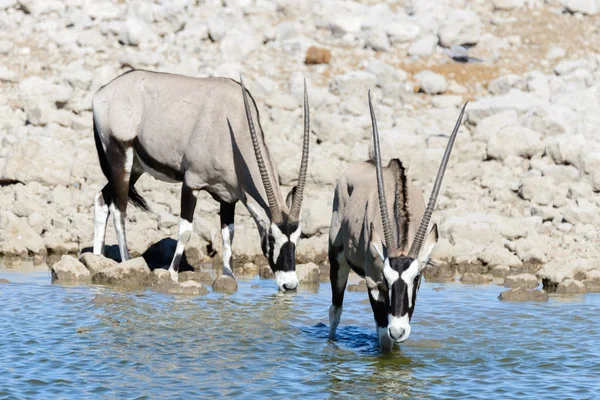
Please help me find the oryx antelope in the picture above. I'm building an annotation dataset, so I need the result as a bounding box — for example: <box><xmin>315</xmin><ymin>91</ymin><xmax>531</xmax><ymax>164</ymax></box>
<box><xmin>328</xmin><ymin>93</ymin><xmax>467</xmax><ymax>351</ymax></box>
<box><xmin>92</xmin><ymin>70</ymin><xmax>310</xmax><ymax>291</ymax></box>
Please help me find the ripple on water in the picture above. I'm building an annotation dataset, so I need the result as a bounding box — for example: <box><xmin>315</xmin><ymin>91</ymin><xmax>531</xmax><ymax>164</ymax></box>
<box><xmin>0</xmin><ymin>270</ymin><xmax>599</xmax><ymax>398</ymax></box>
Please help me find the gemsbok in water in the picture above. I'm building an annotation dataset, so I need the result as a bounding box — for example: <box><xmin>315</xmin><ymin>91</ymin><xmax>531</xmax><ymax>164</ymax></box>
<box><xmin>328</xmin><ymin>93</ymin><xmax>467</xmax><ymax>351</ymax></box>
<box><xmin>91</xmin><ymin>70</ymin><xmax>310</xmax><ymax>290</ymax></box>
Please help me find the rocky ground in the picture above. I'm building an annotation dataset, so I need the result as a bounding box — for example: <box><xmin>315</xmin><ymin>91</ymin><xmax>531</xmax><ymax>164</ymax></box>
<box><xmin>1</xmin><ymin>0</ymin><xmax>600</xmax><ymax>298</ymax></box>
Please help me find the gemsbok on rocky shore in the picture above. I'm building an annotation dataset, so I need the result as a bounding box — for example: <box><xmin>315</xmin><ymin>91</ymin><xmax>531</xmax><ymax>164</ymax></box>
<box><xmin>328</xmin><ymin>93</ymin><xmax>467</xmax><ymax>351</ymax></box>
<box><xmin>91</xmin><ymin>70</ymin><xmax>310</xmax><ymax>291</ymax></box>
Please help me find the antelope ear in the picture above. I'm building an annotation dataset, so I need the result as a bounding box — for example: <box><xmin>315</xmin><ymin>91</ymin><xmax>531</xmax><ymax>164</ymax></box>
<box><xmin>418</xmin><ymin>224</ymin><xmax>439</xmax><ymax>269</ymax></box>
<box><xmin>286</xmin><ymin>186</ymin><xmax>297</xmax><ymax>210</ymax></box>
<box><xmin>369</xmin><ymin>223</ymin><xmax>385</xmax><ymax>262</ymax></box>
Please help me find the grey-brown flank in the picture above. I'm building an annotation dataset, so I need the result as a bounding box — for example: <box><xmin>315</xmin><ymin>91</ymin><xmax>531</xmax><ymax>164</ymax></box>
<box><xmin>328</xmin><ymin>93</ymin><xmax>467</xmax><ymax>351</ymax></box>
<box><xmin>91</xmin><ymin>70</ymin><xmax>310</xmax><ymax>291</ymax></box>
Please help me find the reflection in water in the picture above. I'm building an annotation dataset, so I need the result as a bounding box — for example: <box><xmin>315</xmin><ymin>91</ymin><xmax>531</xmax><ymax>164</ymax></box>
<box><xmin>0</xmin><ymin>269</ymin><xmax>599</xmax><ymax>398</ymax></box>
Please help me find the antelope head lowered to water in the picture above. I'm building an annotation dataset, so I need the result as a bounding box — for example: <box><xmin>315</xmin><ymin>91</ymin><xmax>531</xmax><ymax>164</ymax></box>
<box><xmin>91</xmin><ymin>70</ymin><xmax>310</xmax><ymax>290</ymax></box>
<box><xmin>328</xmin><ymin>93</ymin><xmax>467</xmax><ymax>351</ymax></box>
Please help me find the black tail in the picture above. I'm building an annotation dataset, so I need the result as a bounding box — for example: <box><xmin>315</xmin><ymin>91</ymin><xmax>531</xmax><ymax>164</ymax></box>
<box><xmin>128</xmin><ymin>186</ymin><xmax>150</xmax><ymax>211</ymax></box>
<box><xmin>93</xmin><ymin>119</ymin><xmax>150</xmax><ymax>212</ymax></box>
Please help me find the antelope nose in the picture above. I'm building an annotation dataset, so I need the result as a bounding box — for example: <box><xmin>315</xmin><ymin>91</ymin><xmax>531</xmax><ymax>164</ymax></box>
<box><xmin>389</xmin><ymin>327</ymin><xmax>405</xmax><ymax>341</ymax></box>
<box><xmin>283</xmin><ymin>281</ymin><xmax>298</xmax><ymax>291</ymax></box>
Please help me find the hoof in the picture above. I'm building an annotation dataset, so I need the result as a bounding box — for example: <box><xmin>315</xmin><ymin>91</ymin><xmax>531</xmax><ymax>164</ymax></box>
<box><xmin>223</xmin><ymin>267</ymin><xmax>235</xmax><ymax>278</ymax></box>
<box><xmin>168</xmin><ymin>268</ymin><xmax>179</xmax><ymax>283</ymax></box>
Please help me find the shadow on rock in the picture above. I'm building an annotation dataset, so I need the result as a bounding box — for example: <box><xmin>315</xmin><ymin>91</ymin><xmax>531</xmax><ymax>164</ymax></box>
<box><xmin>141</xmin><ymin>238</ymin><xmax>195</xmax><ymax>272</ymax></box>
<box><xmin>81</xmin><ymin>245</ymin><xmax>122</xmax><ymax>263</ymax></box>
<box><xmin>82</xmin><ymin>239</ymin><xmax>196</xmax><ymax>272</ymax></box>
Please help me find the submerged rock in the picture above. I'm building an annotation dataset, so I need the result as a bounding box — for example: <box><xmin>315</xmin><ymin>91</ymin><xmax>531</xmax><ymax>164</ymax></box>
<box><xmin>460</xmin><ymin>273</ymin><xmax>492</xmax><ymax>284</ymax></box>
<box><xmin>212</xmin><ymin>275</ymin><xmax>238</xmax><ymax>293</ymax></box>
<box><xmin>0</xmin><ymin>278</ymin><xmax>9</xmax><ymax>284</ymax></box>
<box><xmin>80</xmin><ymin>253</ymin><xmax>117</xmax><ymax>275</ymax></box>
<box><xmin>178</xmin><ymin>270</ymin><xmax>213</xmax><ymax>283</ymax></box>
<box><xmin>498</xmin><ymin>287</ymin><xmax>549</xmax><ymax>302</ymax></box>
<box><xmin>50</xmin><ymin>255</ymin><xmax>91</xmax><ymax>283</ymax></box>
<box><xmin>296</xmin><ymin>263</ymin><xmax>320</xmax><ymax>284</ymax></box>
<box><xmin>92</xmin><ymin>257</ymin><xmax>152</xmax><ymax>287</ymax></box>
<box><xmin>347</xmin><ymin>280</ymin><xmax>367</xmax><ymax>292</ymax></box>
<box><xmin>503</xmin><ymin>273</ymin><xmax>539</xmax><ymax>289</ymax></box>
<box><xmin>259</xmin><ymin>265</ymin><xmax>274</xmax><ymax>279</ymax></box>
<box><xmin>155</xmin><ymin>280</ymin><xmax>209</xmax><ymax>296</ymax></box>
<box><xmin>176</xmin><ymin>280</ymin><xmax>209</xmax><ymax>295</ymax></box>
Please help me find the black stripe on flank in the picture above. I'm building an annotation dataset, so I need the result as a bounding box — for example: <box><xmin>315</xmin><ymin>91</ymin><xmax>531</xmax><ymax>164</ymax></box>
<box><xmin>93</xmin><ymin>119</ymin><xmax>112</xmax><ymax>184</ymax></box>
<box><xmin>133</xmin><ymin>139</ymin><xmax>184</xmax><ymax>182</ymax></box>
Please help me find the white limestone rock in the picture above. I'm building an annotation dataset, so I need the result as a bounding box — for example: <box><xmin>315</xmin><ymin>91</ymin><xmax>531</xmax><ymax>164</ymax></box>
<box><xmin>51</xmin><ymin>255</ymin><xmax>90</xmax><ymax>283</ymax></box>
<box><xmin>415</xmin><ymin>70</ymin><xmax>448</xmax><ymax>95</ymax></box>
<box><xmin>560</xmin><ymin>0</ymin><xmax>598</xmax><ymax>15</ymax></box>
<box><xmin>408</xmin><ymin>34</ymin><xmax>439</xmax><ymax>57</ymax></box>
<box><xmin>487</xmin><ymin>126</ymin><xmax>543</xmax><ymax>161</ymax></box>
<box><xmin>438</xmin><ymin>9</ymin><xmax>481</xmax><ymax>47</ymax></box>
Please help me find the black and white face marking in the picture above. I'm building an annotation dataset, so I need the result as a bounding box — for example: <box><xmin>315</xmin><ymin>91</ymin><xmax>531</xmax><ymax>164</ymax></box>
<box><xmin>385</xmin><ymin>256</ymin><xmax>421</xmax><ymax>343</ymax></box>
<box><xmin>265</xmin><ymin>221</ymin><xmax>301</xmax><ymax>291</ymax></box>
<box><xmin>368</xmin><ymin>256</ymin><xmax>421</xmax><ymax>345</ymax></box>
<box><xmin>369</xmin><ymin>225</ymin><xmax>438</xmax><ymax>348</ymax></box>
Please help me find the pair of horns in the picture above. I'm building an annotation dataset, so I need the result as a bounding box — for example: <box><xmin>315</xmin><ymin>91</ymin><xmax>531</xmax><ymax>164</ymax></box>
<box><xmin>240</xmin><ymin>75</ymin><xmax>310</xmax><ymax>223</ymax></box>
<box><xmin>369</xmin><ymin>91</ymin><xmax>467</xmax><ymax>259</ymax></box>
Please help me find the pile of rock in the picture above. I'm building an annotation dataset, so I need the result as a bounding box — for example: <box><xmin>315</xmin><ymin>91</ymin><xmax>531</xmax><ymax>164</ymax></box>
<box><xmin>49</xmin><ymin>252</ymin><xmax>322</xmax><ymax>294</ymax></box>
<box><xmin>51</xmin><ymin>253</ymin><xmax>212</xmax><ymax>295</ymax></box>
<box><xmin>0</xmin><ymin>0</ymin><xmax>598</xmax><ymax>300</ymax></box>
<box><xmin>537</xmin><ymin>257</ymin><xmax>600</xmax><ymax>294</ymax></box>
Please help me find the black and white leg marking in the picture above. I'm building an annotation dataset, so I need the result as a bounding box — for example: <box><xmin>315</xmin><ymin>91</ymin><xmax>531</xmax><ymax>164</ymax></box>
<box><xmin>329</xmin><ymin>249</ymin><xmax>350</xmax><ymax>338</ymax></box>
<box><xmin>93</xmin><ymin>187</ymin><xmax>110</xmax><ymax>255</ymax></box>
<box><xmin>220</xmin><ymin>202</ymin><xmax>236</xmax><ymax>277</ymax></box>
<box><xmin>168</xmin><ymin>184</ymin><xmax>198</xmax><ymax>282</ymax></box>
<box><xmin>107</xmin><ymin>147</ymin><xmax>135</xmax><ymax>262</ymax></box>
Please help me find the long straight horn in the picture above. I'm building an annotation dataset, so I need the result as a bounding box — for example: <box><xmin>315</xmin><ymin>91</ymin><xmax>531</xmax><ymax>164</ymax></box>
<box><xmin>407</xmin><ymin>101</ymin><xmax>468</xmax><ymax>259</ymax></box>
<box><xmin>289</xmin><ymin>79</ymin><xmax>310</xmax><ymax>221</ymax></box>
<box><xmin>240</xmin><ymin>75</ymin><xmax>282</xmax><ymax>223</ymax></box>
<box><xmin>369</xmin><ymin>91</ymin><xmax>395</xmax><ymax>254</ymax></box>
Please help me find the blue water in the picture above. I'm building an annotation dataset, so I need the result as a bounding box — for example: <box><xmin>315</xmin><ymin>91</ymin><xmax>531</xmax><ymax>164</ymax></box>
<box><xmin>0</xmin><ymin>268</ymin><xmax>599</xmax><ymax>399</ymax></box>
